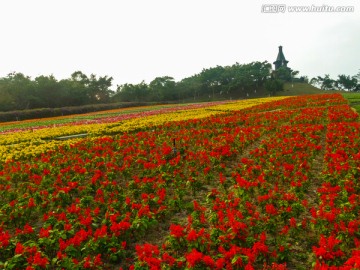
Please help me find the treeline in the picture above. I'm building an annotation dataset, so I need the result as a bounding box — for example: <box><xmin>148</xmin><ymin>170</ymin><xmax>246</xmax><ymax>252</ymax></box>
<box><xmin>310</xmin><ymin>73</ymin><xmax>360</xmax><ymax>91</ymax></box>
<box><xmin>0</xmin><ymin>61</ymin><xmax>303</xmax><ymax>113</ymax></box>
<box><xmin>0</xmin><ymin>71</ymin><xmax>113</xmax><ymax>112</ymax></box>
<box><xmin>113</xmin><ymin>62</ymin><xmax>303</xmax><ymax>102</ymax></box>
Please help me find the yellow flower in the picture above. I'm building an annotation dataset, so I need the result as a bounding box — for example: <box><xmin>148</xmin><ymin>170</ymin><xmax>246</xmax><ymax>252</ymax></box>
<box><xmin>0</xmin><ymin>97</ymin><xmax>288</xmax><ymax>162</ymax></box>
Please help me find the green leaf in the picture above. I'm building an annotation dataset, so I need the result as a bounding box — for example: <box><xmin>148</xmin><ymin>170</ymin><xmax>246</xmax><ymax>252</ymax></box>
<box><xmin>231</xmin><ymin>255</ymin><xmax>240</xmax><ymax>264</ymax></box>
<box><xmin>51</xmin><ymin>257</ymin><xmax>58</xmax><ymax>265</ymax></box>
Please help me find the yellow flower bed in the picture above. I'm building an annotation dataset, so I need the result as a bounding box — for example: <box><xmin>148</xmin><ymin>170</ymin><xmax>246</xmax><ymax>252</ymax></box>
<box><xmin>99</xmin><ymin>97</ymin><xmax>288</xmax><ymax>134</ymax></box>
<box><xmin>0</xmin><ymin>97</ymin><xmax>288</xmax><ymax>162</ymax></box>
<box><xmin>209</xmin><ymin>97</ymin><xmax>286</xmax><ymax>111</ymax></box>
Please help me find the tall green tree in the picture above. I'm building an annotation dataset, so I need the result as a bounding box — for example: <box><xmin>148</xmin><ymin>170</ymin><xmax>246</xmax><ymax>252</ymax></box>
<box><xmin>0</xmin><ymin>72</ymin><xmax>34</xmax><ymax>110</ymax></box>
<box><xmin>70</xmin><ymin>71</ymin><xmax>114</xmax><ymax>103</ymax></box>
<box><xmin>311</xmin><ymin>75</ymin><xmax>335</xmax><ymax>90</ymax></box>
<box><xmin>113</xmin><ymin>81</ymin><xmax>149</xmax><ymax>102</ymax></box>
<box><xmin>336</xmin><ymin>74</ymin><xmax>358</xmax><ymax>91</ymax></box>
<box><xmin>149</xmin><ymin>76</ymin><xmax>176</xmax><ymax>101</ymax></box>
<box><xmin>33</xmin><ymin>75</ymin><xmax>62</xmax><ymax>108</ymax></box>
<box><xmin>0</xmin><ymin>85</ymin><xmax>15</xmax><ymax>111</ymax></box>
<box><xmin>264</xmin><ymin>77</ymin><xmax>284</xmax><ymax>96</ymax></box>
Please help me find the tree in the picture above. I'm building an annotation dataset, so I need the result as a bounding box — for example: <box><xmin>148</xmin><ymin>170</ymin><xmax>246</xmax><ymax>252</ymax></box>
<box><xmin>355</xmin><ymin>70</ymin><xmax>360</xmax><ymax>91</ymax></box>
<box><xmin>336</xmin><ymin>74</ymin><xmax>358</xmax><ymax>91</ymax></box>
<box><xmin>219</xmin><ymin>61</ymin><xmax>271</xmax><ymax>97</ymax></box>
<box><xmin>0</xmin><ymin>86</ymin><xmax>15</xmax><ymax>111</ymax></box>
<box><xmin>113</xmin><ymin>81</ymin><xmax>149</xmax><ymax>102</ymax></box>
<box><xmin>149</xmin><ymin>76</ymin><xmax>176</xmax><ymax>101</ymax></box>
<box><xmin>33</xmin><ymin>75</ymin><xmax>62</xmax><ymax>108</ymax></box>
<box><xmin>58</xmin><ymin>79</ymin><xmax>89</xmax><ymax>106</ymax></box>
<box><xmin>264</xmin><ymin>78</ymin><xmax>284</xmax><ymax>96</ymax></box>
<box><xmin>199</xmin><ymin>66</ymin><xmax>225</xmax><ymax>98</ymax></box>
<box><xmin>177</xmin><ymin>75</ymin><xmax>202</xmax><ymax>101</ymax></box>
<box><xmin>311</xmin><ymin>75</ymin><xmax>335</xmax><ymax>90</ymax></box>
<box><xmin>275</xmin><ymin>66</ymin><xmax>292</xmax><ymax>81</ymax></box>
<box><xmin>68</xmin><ymin>71</ymin><xmax>91</xmax><ymax>105</ymax></box>
<box><xmin>87</xmin><ymin>74</ymin><xmax>113</xmax><ymax>103</ymax></box>
<box><xmin>249</xmin><ymin>61</ymin><xmax>272</xmax><ymax>88</ymax></box>
<box><xmin>0</xmin><ymin>72</ymin><xmax>34</xmax><ymax>110</ymax></box>
<box><xmin>70</xmin><ymin>71</ymin><xmax>113</xmax><ymax>103</ymax></box>
<box><xmin>298</xmin><ymin>76</ymin><xmax>308</xmax><ymax>83</ymax></box>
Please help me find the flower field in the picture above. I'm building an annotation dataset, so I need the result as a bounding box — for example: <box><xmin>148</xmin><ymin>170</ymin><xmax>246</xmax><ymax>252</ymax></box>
<box><xmin>0</xmin><ymin>98</ymin><xmax>283</xmax><ymax>163</ymax></box>
<box><xmin>0</xmin><ymin>94</ymin><xmax>359</xmax><ymax>269</ymax></box>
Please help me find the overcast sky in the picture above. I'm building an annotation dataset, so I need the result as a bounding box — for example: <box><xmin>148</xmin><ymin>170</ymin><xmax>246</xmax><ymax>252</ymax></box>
<box><xmin>0</xmin><ymin>0</ymin><xmax>359</xmax><ymax>88</ymax></box>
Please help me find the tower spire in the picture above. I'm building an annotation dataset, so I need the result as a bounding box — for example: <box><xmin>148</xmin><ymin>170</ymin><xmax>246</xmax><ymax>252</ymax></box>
<box><xmin>273</xmin><ymin>46</ymin><xmax>289</xmax><ymax>70</ymax></box>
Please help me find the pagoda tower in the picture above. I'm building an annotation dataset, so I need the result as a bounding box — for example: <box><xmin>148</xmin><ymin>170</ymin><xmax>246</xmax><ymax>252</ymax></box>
<box><xmin>273</xmin><ymin>46</ymin><xmax>289</xmax><ymax>70</ymax></box>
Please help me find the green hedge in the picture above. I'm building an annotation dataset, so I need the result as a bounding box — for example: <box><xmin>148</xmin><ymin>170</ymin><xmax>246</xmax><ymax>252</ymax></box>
<box><xmin>0</xmin><ymin>102</ymin><xmax>164</xmax><ymax>122</ymax></box>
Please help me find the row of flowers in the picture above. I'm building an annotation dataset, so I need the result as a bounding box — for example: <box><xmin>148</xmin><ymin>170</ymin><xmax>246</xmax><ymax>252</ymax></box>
<box><xmin>0</xmin><ymin>93</ymin><xmax>358</xmax><ymax>269</ymax></box>
<box><xmin>311</xmin><ymin>114</ymin><xmax>360</xmax><ymax>268</ymax></box>
<box><xmin>0</xmin><ymin>102</ymin><xmax>232</xmax><ymax>133</ymax></box>
<box><xmin>0</xmin><ymin>97</ymin><xmax>287</xmax><ymax>163</ymax></box>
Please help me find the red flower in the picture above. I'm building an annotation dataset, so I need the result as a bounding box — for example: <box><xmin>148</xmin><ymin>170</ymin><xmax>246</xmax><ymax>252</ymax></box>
<box><xmin>203</xmin><ymin>255</ymin><xmax>215</xmax><ymax>267</ymax></box>
<box><xmin>121</xmin><ymin>241</ymin><xmax>127</xmax><ymax>249</ymax></box>
<box><xmin>94</xmin><ymin>225</ymin><xmax>108</xmax><ymax>240</ymax></box>
<box><xmin>0</xmin><ymin>230</ymin><xmax>10</xmax><ymax>248</ymax></box>
<box><xmin>64</xmin><ymin>223</ymin><xmax>72</xmax><ymax>231</ymax></box>
<box><xmin>32</xmin><ymin>251</ymin><xmax>49</xmax><ymax>268</ymax></box>
<box><xmin>28</xmin><ymin>198</ymin><xmax>36</xmax><ymax>208</ymax></box>
<box><xmin>265</xmin><ymin>204</ymin><xmax>277</xmax><ymax>215</ymax></box>
<box><xmin>94</xmin><ymin>254</ymin><xmax>102</xmax><ymax>266</ymax></box>
<box><xmin>83</xmin><ymin>257</ymin><xmax>91</xmax><ymax>269</ymax></box>
<box><xmin>186</xmin><ymin>249</ymin><xmax>203</xmax><ymax>268</ymax></box>
<box><xmin>39</xmin><ymin>226</ymin><xmax>52</xmax><ymax>238</ymax></box>
<box><xmin>253</xmin><ymin>241</ymin><xmax>268</xmax><ymax>255</ymax></box>
<box><xmin>312</xmin><ymin>235</ymin><xmax>344</xmax><ymax>261</ymax></box>
<box><xmin>135</xmin><ymin>243</ymin><xmax>161</xmax><ymax>269</ymax></box>
<box><xmin>169</xmin><ymin>224</ymin><xmax>185</xmax><ymax>238</ymax></box>
<box><xmin>162</xmin><ymin>252</ymin><xmax>176</xmax><ymax>266</ymax></box>
<box><xmin>15</xmin><ymin>242</ymin><xmax>24</xmax><ymax>254</ymax></box>
<box><xmin>23</xmin><ymin>224</ymin><xmax>34</xmax><ymax>234</ymax></box>
<box><xmin>110</xmin><ymin>221</ymin><xmax>131</xmax><ymax>236</ymax></box>
<box><xmin>186</xmin><ymin>229</ymin><xmax>198</xmax><ymax>242</ymax></box>
<box><xmin>280</xmin><ymin>225</ymin><xmax>290</xmax><ymax>235</ymax></box>
<box><xmin>215</xmin><ymin>257</ymin><xmax>225</xmax><ymax>269</ymax></box>
<box><xmin>344</xmin><ymin>250</ymin><xmax>360</xmax><ymax>268</ymax></box>
<box><xmin>219</xmin><ymin>172</ymin><xmax>226</xmax><ymax>184</ymax></box>
<box><xmin>289</xmin><ymin>217</ymin><xmax>297</xmax><ymax>228</ymax></box>
<box><xmin>57</xmin><ymin>251</ymin><xmax>66</xmax><ymax>260</ymax></box>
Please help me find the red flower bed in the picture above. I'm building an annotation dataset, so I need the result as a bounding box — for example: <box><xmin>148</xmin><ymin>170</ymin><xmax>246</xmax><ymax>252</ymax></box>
<box><xmin>0</xmin><ymin>94</ymin><xmax>359</xmax><ymax>269</ymax></box>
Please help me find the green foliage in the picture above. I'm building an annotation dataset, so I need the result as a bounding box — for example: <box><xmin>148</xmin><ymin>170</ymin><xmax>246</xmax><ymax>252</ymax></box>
<box><xmin>342</xmin><ymin>92</ymin><xmax>360</xmax><ymax>114</ymax></box>
<box><xmin>149</xmin><ymin>76</ymin><xmax>176</xmax><ymax>101</ymax></box>
<box><xmin>113</xmin><ymin>81</ymin><xmax>149</xmax><ymax>102</ymax></box>
<box><xmin>336</xmin><ymin>74</ymin><xmax>358</xmax><ymax>91</ymax></box>
<box><xmin>0</xmin><ymin>61</ymin><xmax>289</xmax><ymax>113</ymax></box>
<box><xmin>310</xmin><ymin>75</ymin><xmax>335</xmax><ymax>90</ymax></box>
<box><xmin>274</xmin><ymin>67</ymin><xmax>292</xmax><ymax>81</ymax></box>
<box><xmin>110</xmin><ymin>61</ymin><xmax>273</xmax><ymax>103</ymax></box>
<box><xmin>310</xmin><ymin>71</ymin><xmax>360</xmax><ymax>92</ymax></box>
<box><xmin>265</xmin><ymin>79</ymin><xmax>284</xmax><ymax>96</ymax></box>
<box><xmin>0</xmin><ymin>71</ymin><xmax>113</xmax><ymax>112</ymax></box>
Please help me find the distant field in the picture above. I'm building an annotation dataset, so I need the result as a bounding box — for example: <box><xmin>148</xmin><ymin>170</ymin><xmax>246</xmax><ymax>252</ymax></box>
<box><xmin>0</xmin><ymin>102</ymin><xmax>228</xmax><ymax>133</ymax></box>
<box><xmin>342</xmin><ymin>92</ymin><xmax>360</xmax><ymax>101</ymax></box>
<box><xmin>280</xmin><ymin>84</ymin><xmax>360</xmax><ymax>115</ymax></box>
<box><xmin>342</xmin><ymin>92</ymin><xmax>360</xmax><ymax>114</ymax></box>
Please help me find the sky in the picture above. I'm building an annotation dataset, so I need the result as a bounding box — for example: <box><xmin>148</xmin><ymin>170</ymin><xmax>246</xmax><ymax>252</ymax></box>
<box><xmin>0</xmin><ymin>0</ymin><xmax>359</xmax><ymax>89</ymax></box>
